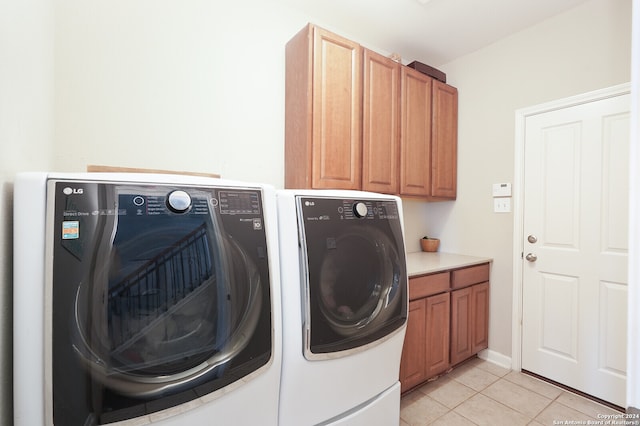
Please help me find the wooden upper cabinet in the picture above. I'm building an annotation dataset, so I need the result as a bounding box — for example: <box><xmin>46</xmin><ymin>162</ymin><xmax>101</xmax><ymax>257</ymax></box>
<box><xmin>400</xmin><ymin>67</ymin><xmax>433</xmax><ymax>197</ymax></box>
<box><xmin>431</xmin><ymin>81</ymin><xmax>458</xmax><ymax>199</ymax></box>
<box><xmin>362</xmin><ymin>49</ymin><xmax>400</xmax><ymax>194</ymax></box>
<box><xmin>285</xmin><ymin>23</ymin><xmax>457</xmax><ymax>199</ymax></box>
<box><xmin>285</xmin><ymin>24</ymin><xmax>362</xmax><ymax>190</ymax></box>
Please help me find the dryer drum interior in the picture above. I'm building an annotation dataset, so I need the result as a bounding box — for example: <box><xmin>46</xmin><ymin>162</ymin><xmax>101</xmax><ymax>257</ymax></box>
<box><xmin>50</xmin><ymin>182</ymin><xmax>273</xmax><ymax>425</ymax></box>
<box><xmin>317</xmin><ymin>227</ymin><xmax>402</xmax><ymax>336</ymax></box>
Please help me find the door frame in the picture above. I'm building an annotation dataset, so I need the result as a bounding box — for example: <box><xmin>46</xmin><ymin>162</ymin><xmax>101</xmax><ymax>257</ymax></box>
<box><xmin>511</xmin><ymin>83</ymin><xmax>631</xmax><ymax>371</ymax></box>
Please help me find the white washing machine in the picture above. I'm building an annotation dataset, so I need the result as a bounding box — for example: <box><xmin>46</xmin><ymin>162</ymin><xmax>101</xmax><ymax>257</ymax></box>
<box><xmin>13</xmin><ymin>172</ymin><xmax>282</xmax><ymax>426</ymax></box>
<box><xmin>276</xmin><ymin>190</ymin><xmax>408</xmax><ymax>426</ymax></box>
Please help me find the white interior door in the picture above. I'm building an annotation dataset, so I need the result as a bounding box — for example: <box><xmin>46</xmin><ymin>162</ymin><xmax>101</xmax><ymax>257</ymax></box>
<box><xmin>521</xmin><ymin>93</ymin><xmax>630</xmax><ymax>407</ymax></box>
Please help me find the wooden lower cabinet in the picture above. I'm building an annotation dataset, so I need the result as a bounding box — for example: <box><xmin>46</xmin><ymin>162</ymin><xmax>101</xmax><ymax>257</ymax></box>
<box><xmin>450</xmin><ymin>286</ymin><xmax>472</xmax><ymax>366</ymax></box>
<box><xmin>450</xmin><ymin>282</ymin><xmax>489</xmax><ymax>365</ymax></box>
<box><xmin>400</xmin><ymin>293</ymin><xmax>450</xmax><ymax>393</ymax></box>
<box><xmin>424</xmin><ymin>292</ymin><xmax>451</xmax><ymax>378</ymax></box>
<box><xmin>471</xmin><ymin>282</ymin><xmax>490</xmax><ymax>354</ymax></box>
<box><xmin>400</xmin><ymin>263</ymin><xmax>490</xmax><ymax>394</ymax></box>
<box><xmin>399</xmin><ymin>299</ymin><xmax>427</xmax><ymax>392</ymax></box>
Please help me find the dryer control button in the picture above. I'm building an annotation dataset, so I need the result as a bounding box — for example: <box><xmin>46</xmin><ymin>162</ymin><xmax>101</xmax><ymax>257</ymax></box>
<box><xmin>167</xmin><ymin>190</ymin><xmax>192</xmax><ymax>213</ymax></box>
<box><xmin>353</xmin><ymin>202</ymin><xmax>368</xmax><ymax>218</ymax></box>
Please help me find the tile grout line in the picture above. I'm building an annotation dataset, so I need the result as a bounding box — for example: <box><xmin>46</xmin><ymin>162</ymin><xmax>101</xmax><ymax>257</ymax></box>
<box><xmin>474</xmin><ymin>376</ymin><xmax>551</xmax><ymax>423</ymax></box>
<box><xmin>439</xmin><ymin>367</ymin><xmax>557</xmax><ymax>424</ymax></box>
<box><xmin>428</xmin><ymin>368</ymin><xmax>510</xmax><ymax>425</ymax></box>
<box><xmin>427</xmin><ymin>385</ymin><xmax>482</xmax><ymax>426</ymax></box>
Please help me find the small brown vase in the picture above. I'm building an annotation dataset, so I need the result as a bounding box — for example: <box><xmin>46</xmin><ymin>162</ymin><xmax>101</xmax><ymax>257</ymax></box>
<box><xmin>420</xmin><ymin>238</ymin><xmax>440</xmax><ymax>252</ymax></box>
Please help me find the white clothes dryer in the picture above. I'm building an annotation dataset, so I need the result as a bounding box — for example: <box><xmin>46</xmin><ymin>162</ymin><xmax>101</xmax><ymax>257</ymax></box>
<box><xmin>276</xmin><ymin>190</ymin><xmax>408</xmax><ymax>426</ymax></box>
<box><xmin>13</xmin><ymin>173</ymin><xmax>282</xmax><ymax>426</ymax></box>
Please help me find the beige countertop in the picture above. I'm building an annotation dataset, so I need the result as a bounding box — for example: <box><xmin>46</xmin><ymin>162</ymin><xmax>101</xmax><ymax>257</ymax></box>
<box><xmin>406</xmin><ymin>251</ymin><xmax>493</xmax><ymax>277</ymax></box>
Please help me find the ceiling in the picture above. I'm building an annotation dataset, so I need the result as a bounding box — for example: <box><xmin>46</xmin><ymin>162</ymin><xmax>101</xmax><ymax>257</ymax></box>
<box><xmin>278</xmin><ymin>0</ymin><xmax>591</xmax><ymax>66</ymax></box>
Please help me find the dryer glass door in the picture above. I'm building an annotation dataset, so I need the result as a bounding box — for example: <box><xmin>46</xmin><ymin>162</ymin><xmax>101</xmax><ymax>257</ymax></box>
<box><xmin>49</xmin><ymin>181</ymin><xmax>273</xmax><ymax>425</ymax></box>
<box><xmin>297</xmin><ymin>197</ymin><xmax>407</xmax><ymax>359</ymax></box>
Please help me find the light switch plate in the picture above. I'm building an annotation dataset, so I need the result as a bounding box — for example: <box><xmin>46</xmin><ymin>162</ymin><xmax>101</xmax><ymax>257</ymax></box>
<box><xmin>492</xmin><ymin>183</ymin><xmax>512</xmax><ymax>197</ymax></box>
<box><xmin>494</xmin><ymin>198</ymin><xmax>511</xmax><ymax>213</ymax></box>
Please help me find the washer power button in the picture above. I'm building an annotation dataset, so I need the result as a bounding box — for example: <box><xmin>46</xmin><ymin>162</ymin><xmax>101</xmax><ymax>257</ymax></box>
<box><xmin>353</xmin><ymin>202</ymin><xmax>368</xmax><ymax>218</ymax></box>
<box><xmin>167</xmin><ymin>190</ymin><xmax>192</xmax><ymax>213</ymax></box>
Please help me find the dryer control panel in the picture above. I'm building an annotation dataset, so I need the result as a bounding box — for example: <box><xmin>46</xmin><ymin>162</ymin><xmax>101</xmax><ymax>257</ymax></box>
<box><xmin>301</xmin><ymin>198</ymin><xmax>400</xmax><ymax>222</ymax></box>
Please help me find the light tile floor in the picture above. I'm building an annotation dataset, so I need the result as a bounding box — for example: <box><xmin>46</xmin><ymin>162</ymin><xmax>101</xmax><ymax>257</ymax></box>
<box><xmin>400</xmin><ymin>357</ymin><xmax>623</xmax><ymax>426</ymax></box>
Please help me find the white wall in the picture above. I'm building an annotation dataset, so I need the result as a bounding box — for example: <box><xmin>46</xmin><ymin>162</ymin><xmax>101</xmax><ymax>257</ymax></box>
<box><xmin>53</xmin><ymin>0</ymin><xmax>316</xmax><ymax>184</ymax></box>
<box><xmin>0</xmin><ymin>0</ymin><xmax>55</xmax><ymax>423</ymax></box>
<box><xmin>420</xmin><ymin>0</ymin><xmax>631</xmax><ymax>358</ymax></box>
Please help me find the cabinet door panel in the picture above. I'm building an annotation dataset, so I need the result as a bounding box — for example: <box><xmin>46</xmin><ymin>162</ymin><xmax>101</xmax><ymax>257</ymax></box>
<box><xmin>400</xmin><ymin>299</ymin><xmax>427</xmax><ymax>393</ymax></box>
<box><xmin>312</xmin><ymin>27</ymin><xmax>362</xmax><ymax>189</ymax></box>
<box><xmin>362</xmin><ymin>49</ymin><xmax>399</xmax><ymax>194</ymax></box>
<box><xmin>450</xmin><ymin>287</ymin><xmax>472</xmax><ymax>366</ymax></box>
<box><xmin>285</xmin><ymin>25</ymin><xmax>314</xmax><ymax>189</ymax></box>
<box><xmin>400</xmin><ymin>68</ymin><xmax>432</xmax><ymax>196</ymax></box>
<box><xmin>425</xmin><ymin>292</ymin><xmax>450</xmax><ymax>378</ymax></box>
<box><xmin>471</xmin><ymin>282</ymin><xmax>490</xmax><ymax>353</ymax></box>
<box><xmin>431</xmin><ymin>81</ymin><xmax>458</xmax><ymax>199</ymax></box>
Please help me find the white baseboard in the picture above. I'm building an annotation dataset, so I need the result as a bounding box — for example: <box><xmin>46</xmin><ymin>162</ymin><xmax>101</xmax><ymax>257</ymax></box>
<box><xmin>478</xmin><ymin>349</ymin><xmax>512</xmax><ymax>370</ymax></box>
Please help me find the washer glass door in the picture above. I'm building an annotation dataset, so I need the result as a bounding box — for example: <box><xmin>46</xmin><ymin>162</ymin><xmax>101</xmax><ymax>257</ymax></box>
<box><xmin>297</xmin><ymin>197</ymin><xmax>407</xmax><ymax>359</ymax></box>
<box><xmin>50</xmin><ymin>181</ymin><xmax>273</xmax><ymax>425</ymax></box>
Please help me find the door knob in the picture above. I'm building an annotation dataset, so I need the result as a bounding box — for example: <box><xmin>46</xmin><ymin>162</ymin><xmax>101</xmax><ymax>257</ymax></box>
<box><xmin>527</xmin><ymin>235</ymin><xmax>538</xmax><ymax>244</ymax></box>
<box><xmin>525</xmin><ymin>253</ymin><xmax>538</xmax><ymax>262</ymax></box>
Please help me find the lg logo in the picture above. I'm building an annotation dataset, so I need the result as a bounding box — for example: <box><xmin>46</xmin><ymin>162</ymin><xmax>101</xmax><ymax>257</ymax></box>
<box><xmin>62</xmin><ymin>187</ymin><xmax>84</xmax><ymax>195</ymax></box>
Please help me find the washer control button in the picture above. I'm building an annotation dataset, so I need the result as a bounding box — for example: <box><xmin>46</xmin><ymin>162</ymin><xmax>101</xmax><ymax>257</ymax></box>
<box><xmin>167</xmin><ymin>190</ymin><xmax>192</xmax><ymax>213</ymax></box>
<box><xmin>353</xmin><ymin>202</ymin><xmax>368</xmax><ymax>218</ymax></box>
